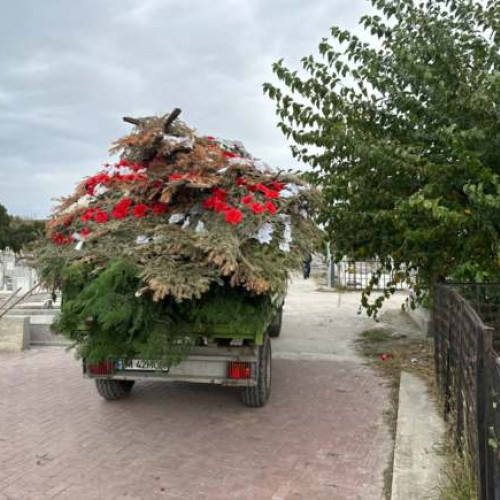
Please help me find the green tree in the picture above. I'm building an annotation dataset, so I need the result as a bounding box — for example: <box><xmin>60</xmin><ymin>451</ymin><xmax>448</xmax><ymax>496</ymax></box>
<box><xmin>0</xmin><ymin>203</ymin><xmax>11</xmax><ymax>250</ymax></box>
<box><xmin>264</xmin><ymin>0</ymin><xmax>500</xmax><ymax>314</ymax></box>
<box><xmin>0</xmin><ymin>203</ymin><xmax>44</xmax><ymax>253</ymax></box>
<box><xmin>7</xmin><ymin>217</ymin><xmax>45</xmax><ymax>253</ymax></box>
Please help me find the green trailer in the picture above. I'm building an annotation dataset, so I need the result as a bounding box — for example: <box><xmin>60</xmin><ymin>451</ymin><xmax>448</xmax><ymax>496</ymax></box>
<box><xmin>84</xmin><ymin>294</ymin><xmax>285</xmax><ymax>408</ymax></box>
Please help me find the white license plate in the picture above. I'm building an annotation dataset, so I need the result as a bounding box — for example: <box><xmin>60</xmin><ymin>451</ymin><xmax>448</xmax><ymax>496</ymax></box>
<box><xmin>115</xmin><ymin>359</ymin><xmax>170</xmax><ymax>372</ymax></box>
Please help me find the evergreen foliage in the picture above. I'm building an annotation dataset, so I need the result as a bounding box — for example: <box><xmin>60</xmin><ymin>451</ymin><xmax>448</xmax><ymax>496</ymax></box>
<box><xmin>36</xmin><ymin>112</ymin><xmax>322</xmax><ymax>364</ymax></box>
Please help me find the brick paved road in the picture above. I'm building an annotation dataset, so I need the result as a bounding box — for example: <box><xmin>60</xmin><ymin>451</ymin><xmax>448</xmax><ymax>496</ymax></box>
<box><xmin>0</xmin><ymin>279</ymin><xmax>396</xmax><ymax>500</ymax></box>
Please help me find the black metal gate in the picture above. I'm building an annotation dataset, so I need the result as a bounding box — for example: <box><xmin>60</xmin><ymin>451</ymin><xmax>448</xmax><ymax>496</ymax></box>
<box><xmin>434</xmin><ymin>283</ymin><xmax>500</xmax><ymax>499</ymax></box>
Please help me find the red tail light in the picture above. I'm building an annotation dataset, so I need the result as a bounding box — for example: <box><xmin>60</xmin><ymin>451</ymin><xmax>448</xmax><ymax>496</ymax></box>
<box><xmin>88</xmin><ymin>361</ymin><xmax>114</xmax><ymax>375</ymax></box>
<box><xmin>228</xmin><ymin>362</ymin><xmax>252</xmax><ymax>379</ymax></box>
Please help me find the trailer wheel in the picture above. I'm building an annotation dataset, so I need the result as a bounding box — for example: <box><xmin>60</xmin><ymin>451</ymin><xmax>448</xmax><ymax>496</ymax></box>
<box><xmin>241</xmin><ymin>334</ymin><xmax>271</xmax><ymax>407</ymax></box>
<box><xmin>268</xmin><ymin>306</ymin><xmax>283</xmax><ymax>338</ymax></box>
<box><xmin>95</xmin><ymin>379</ymin><xmax>135</xmax><ymax>400</ymax></box>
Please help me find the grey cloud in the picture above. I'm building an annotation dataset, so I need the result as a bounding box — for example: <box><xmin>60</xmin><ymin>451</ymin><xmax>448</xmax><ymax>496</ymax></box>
<box><xmin>0</xmin><ymin>0</ymin><xmax>370</xmax><ymax>217</ymax></box>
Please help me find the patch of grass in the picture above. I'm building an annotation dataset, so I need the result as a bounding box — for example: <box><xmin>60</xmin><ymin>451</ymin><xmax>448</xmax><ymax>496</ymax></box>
<box><xmin>439</xmin><ymin>444</ymin><xmax>477</xmax><ymax>500</ymax></box>
<box><xmin>360</xmin><ymin>328</ymin><xmax>393</xmax><ymax>343</ymax></box>
<box><xmin>358</xmin><ymin>326</ymin><xmax>479</xmax><ymax>499</ymax></box>
<box><xmin>357</xmin><ymin>327</ymin><xmax>435</xmax><ymax>499</ymax></box>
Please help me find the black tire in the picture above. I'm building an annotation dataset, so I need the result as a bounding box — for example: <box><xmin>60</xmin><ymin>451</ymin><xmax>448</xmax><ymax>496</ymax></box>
<box><xmin>95</xmin><ymin>379</ymin><xmax>135</xmax><ymax>400</ymax></box>
<box><xmin>268</xmin><ymin>306</ymin><xmax>283</xmax><ymax>338</ymax></box>
<box><xmin>240</xmin><ymin>334</ymin><xmax>271</xmax><ymax>407</ymax></box>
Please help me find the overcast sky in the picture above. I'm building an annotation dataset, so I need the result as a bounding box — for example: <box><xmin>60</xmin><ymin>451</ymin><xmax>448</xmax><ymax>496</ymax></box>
<box><xmin>0</xmin><ymin>0</ymin><xmax>371</xmax><ymax>218</ymax></box>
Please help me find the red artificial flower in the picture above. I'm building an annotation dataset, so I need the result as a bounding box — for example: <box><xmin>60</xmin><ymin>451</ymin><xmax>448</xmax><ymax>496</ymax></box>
<box><xmin>63</xmin><ymin>216</ymin><xmax>73</xmax><ymax>227</ymax></box>
<box><xmin>85</xmin><ymin>172</ymin><xmax>111</xmax><ymax>195</ymax></box>
<box><xmin>236</xmin><ymin>177</ymin><xmax>247</xmax><ymax>186</ymax></box>
<box><xmin>212</xmin><ymin>188</ymin><xmax>227</xmax><ymax>200</ymax></box>
<box><xmin>224</xmin><ymin>207</ymin><xmax>243</xmax><ymax>225</ymax></box>
<box><xmin>206</xmin><ymin>136</ymin><xmax>216</xmax><ymax>141</ymax></box>
<box><xmin>112</xmin><ymin>198</ymin><xmax>132</xmax><ymax>219</ymax></box>
<box><xmin>129</xmin><ymin>163</ymin><xmax>143</xmax><ymax>172</ymax></box>
<box><xmin>247</xmin><ymin>184</ymin><xmax>257</xmax><ymax>192</ymax></box>
<box><xmin>265</xmin><ymin>201</ymin><xmax>277</xmax><ymax>215</ymax></box>
<box><xmin>248</xmin><ymin>202</ymin><xmax>265</xmax><ymax>215</ymax></box>
<box><xmin>81</xmin><ymin>208</ymin><xmax>94</xmax><ymax>222</ymax></box>
<box><xmin>241</xmin><ymin>193</ymin><xmax>254</xmax><ymax>205</ymax></box>
<box><xmin>154</xmin><ymin>179</ymin><xmax>163</xmax><ymax>190</ymax></box>
<box><xmin>169</xmin><ymin>173</ymin><xmax>184</xmax><ymax>182</ymax></box>
<box><xmin>132</xmin><ymin>204</ymin><xmax>149</xmax><ymax>218</ymax></box>
<box><xmin>271</xmin><ymin>182</ymin><xmax>284</xmax><ymax>191</ymax></box>
<box><xmin>214</xmin><ymin>199</ymin><xmax>230</xmax><ymax>213</ymax></box>
<box><xmin>265</xmin><ymin>190</ymin><xmax>280</xmax><ymax>199</ymax></box>
<box><xmin>379</xmin><ymin>353</ymin><xmax>394</xmax><ymax>362</ymax></box>
<box><xmin>116</xmin><ymin>158</ymin><xmax>130</xmax><ymax>168</ymax></box>
<box><xmin>222</xmin><ymin>151</ymin><xmax>237</xmax><ymax>159</ymax></box>
<box><xmin>52</xmin><ymin>233</ymin><xmax>65</xmax><ymax>246</ymax></box>
<box><xmin>152</xmin><ymin>202</ymin><xmax>168</xmax><ymax>215</ymax></box>
<box><xmin>202</xmin><ymin>197</ymin><xmax>216</xmax><ymax>210</ymax></box>
<box><xmin>254</xmin><ymin>183</ymin><xmax>269</xmax><ymax>195</ymax></box>
<box><xmin>79</xmin><ymin>227</ymin><xmax>92</xmax><ymax>237</ymax></box>
<box><xmin>94</xmin><ymin>210</ymin><xmax>109</xmax><ymax>224</ymax></box>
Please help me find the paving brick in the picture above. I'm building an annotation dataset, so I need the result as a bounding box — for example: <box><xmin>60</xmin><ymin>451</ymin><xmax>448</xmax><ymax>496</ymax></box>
<box><xmin>0</xmin><ymin>347</ymin><xmax>391</xmax><ymax>499</ymax></box>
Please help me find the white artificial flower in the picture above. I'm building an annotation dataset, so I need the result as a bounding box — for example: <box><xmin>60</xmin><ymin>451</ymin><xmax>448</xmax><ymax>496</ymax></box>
<box><xmin>135</xmin><ymin>235</ymin><xmax>149</xmax><ymax>245</ymax></box>
<box><xmin>195</xmin><ymin>220</ymin><xmax>206</xmax><ymax>234</ymax></box>
<box><xmin>280</xmin><ymin>183</ymin><xmax>300</xmax><ymax>198</ymax></box>
<box><xmin>169</xmin><ymin>213</ymin><xmax>186</xmax><ymax>224</ymax></box>
<box><xmin>254</xmin><ymin>223</ymin><xmax>274</xmax><ymax>245</ymax></box>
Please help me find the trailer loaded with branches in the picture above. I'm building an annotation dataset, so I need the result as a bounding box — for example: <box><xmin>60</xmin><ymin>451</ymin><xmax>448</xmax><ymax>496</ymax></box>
<box><xmin>35</xmin><ymin>109</ymin><xmax>321</xmax><ymax>407</ymax></box>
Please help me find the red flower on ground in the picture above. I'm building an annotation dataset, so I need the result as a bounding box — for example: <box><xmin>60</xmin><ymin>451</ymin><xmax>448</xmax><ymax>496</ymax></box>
<box><xmin>236</xmin><ymin>177</ymin><xmax>247</xmax><ymax>186</ymax></box>
<box><xmin>265</xmin><ymin>201</ymin><xmax>277</xmax><ymax>215</ymax></box>
<box><xmin>206</xmin><ymin>136</ymin><xmax>216</xmax><ymax>141</ymax></box>
<box><xmin>222</xmin><ymin>151</ymin><xmax>237</xmax><ymax>159</ymax></box>
<box><xmin>224</xmin><ymin>207</ymin><xmax>243</xmax><ymax>225</ymax></box>
<box><xmin>248</xmin><ymin>202</ymin><xmax>265</xmax><ymax>215</ymax></box>
<box><xmin>271</xmin><ymin>182</ymin><xmax>284</xmax><ymax>191</ymax></box>
<box><xmin>379</xmin><ymin>353</ymin><xmax>394</xmax><ymax>362</ymax></box>
<box><xmin>129</xmin><ymin>163</ymin><xmax>143</xmax><ymax>172</ymax></box>
<box><xmin>241</xmin><ymin>193</ymin><xmax>254</xmax><ymax>205</ymax></box>
<box><xmin>63</xmin><ymin>216</ymin><xmax>73</xmax><ymax>227</ymax></box>
<box><xmin>81</xmin><ymin>208</ymin><xmax>94</xmax><ymax>222</ymax></box>
<box><xmin>94</xmin><ymin>210</ymin><xmax>109</xmax><ymax>224</ymax></box>
<box><xmin>152</xmin><ymin>202</ymin><xmax>168</xmax><ymax>215</ymax></box>
<box><xmin>79</xmin><ymin>227</ymin><xmax>92</xmax><ymax>237</ymax></box>
<box><xmin>132</xmin><ymin>204</ymin><xmax>149</xmax><ymax>218</ymax></box>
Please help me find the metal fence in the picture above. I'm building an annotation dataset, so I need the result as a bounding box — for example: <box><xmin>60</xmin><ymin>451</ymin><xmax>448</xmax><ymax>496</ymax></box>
<box><xmin>434</xmin><ymin>283</ymin><xmax>500</xmax><ymax>499</ymax></box>
<box><xmin>333</xmin><ymin>260</ymin><xmax>409</xmax><ymax>291</ymax></box>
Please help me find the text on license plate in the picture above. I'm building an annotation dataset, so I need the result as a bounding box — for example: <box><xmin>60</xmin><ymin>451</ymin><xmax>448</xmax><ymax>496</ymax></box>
<box><xmin>115</xmin><ymin>359</ymin><xmax>170</xmax><ymax>372</ymax></box>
